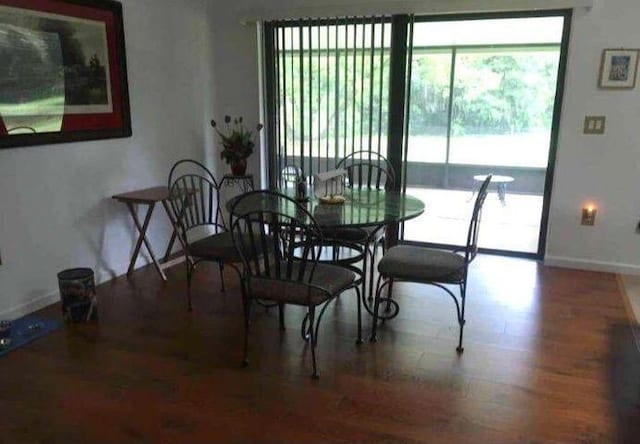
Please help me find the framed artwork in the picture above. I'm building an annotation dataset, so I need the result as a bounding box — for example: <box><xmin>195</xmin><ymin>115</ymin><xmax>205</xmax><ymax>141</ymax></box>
<box><xmin>598</xmin><ymin>48</ymin><xmax>640</xmax><ymax>89</ymax></box>
<box><xmin>0</xmin><ymin>0</ymin><xmax>131</xmax><ymax>149</ymax></box>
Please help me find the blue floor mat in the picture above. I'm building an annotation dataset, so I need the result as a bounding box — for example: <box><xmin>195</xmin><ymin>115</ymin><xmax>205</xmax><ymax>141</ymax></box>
<box><xmin>0</xmin><ymin>314</ymin><xmax>63</xmax><ymax>357</ymax></box>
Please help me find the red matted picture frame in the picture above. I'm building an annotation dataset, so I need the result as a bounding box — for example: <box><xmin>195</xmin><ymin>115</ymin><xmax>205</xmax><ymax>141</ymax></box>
<box><xmin>0</xmin><ymin>0</ymin><xmax>131</xmax><ymax>149</ymax></box>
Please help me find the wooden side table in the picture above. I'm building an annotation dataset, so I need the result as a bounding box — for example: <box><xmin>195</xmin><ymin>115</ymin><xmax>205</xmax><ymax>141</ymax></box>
<box><xmin>112</xmin><ymin>186</ymin><xmax>183</xmax><ymax>282</ymax></box>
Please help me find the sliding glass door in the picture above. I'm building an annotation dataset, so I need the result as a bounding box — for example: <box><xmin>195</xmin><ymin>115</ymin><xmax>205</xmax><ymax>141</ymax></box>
<box><xmin>402</xmin><ymin>16</ymin><xmax>568</xmax><ymax>255</ymax></box>
<box><xmin>263</xmin><ymin>11</ymin><xmax>571</xmax><ymax>258</ymax></box>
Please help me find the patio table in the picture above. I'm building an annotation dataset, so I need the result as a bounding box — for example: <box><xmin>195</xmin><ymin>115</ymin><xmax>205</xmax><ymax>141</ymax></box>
<box><xmin>471</xmin><ymin>174</ymin><xmax>514</xmax><ymax>206</ymax></box>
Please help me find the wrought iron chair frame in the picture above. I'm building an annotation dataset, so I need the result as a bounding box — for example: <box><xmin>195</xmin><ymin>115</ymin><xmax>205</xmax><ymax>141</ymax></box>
<box><xmin>280</xmin><ymin>165</ymin><xmax>303</xmax><ymax>189</ymax></box>
<box><xmin>230</xmin><ymin>190</ymin><xmax>363</xmax><ymax>379</ymax></box>
<box><xmin>370</xmin><ymin>175</ymin><xmax>493</xmax><ymax>353</ymax></box>
<box><xmin>167</xmin><ymin>159</ymin><xmax>242</xmax><ymax>311</ymax></box>
<box><xmin>332</xmin><ymin>150</ymin><xmax>396</xmax><ymax>308</ymax></box>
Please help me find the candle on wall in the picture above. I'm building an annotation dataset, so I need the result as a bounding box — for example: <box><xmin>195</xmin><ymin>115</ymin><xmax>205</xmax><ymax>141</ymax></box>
<box><xmin>581</xmin><ymin>204</ymin><xmax>597</xmax><ymax>226</ymax></box>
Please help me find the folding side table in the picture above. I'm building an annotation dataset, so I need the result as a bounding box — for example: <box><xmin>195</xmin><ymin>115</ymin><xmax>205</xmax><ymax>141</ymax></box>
<box><xmin>112</xmin><ymin>186</ymin><xmax>183</xmax><ymax>282</ymax></box>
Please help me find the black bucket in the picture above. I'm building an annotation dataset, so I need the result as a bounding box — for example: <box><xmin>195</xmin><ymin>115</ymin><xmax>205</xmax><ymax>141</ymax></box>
<box><xmin>57</xmin><ymin>268</ymin><xmax>98</xmax><ymax>322</ymax></box>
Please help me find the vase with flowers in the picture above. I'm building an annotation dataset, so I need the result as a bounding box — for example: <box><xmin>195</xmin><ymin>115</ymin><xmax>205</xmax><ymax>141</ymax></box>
<box><xmin>211</xmin><ymin>115</ymin><xmax>263</xmax><ymax>176</ymax></box>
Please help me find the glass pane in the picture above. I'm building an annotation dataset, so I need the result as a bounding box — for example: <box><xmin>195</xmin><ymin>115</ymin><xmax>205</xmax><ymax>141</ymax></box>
<box><xmin>449</xmin><ymin>48</ymin><xmax>560</xmax><ymax>167</ymax></box>
<box><xmin>412</xmin><ymin>17</ymin><xmax>565</xmax><ymax>46</ymax></box>
<box><xmin>403</xmin><ymin>16</ymin><xmax>564</xmax><ymax>254</ymax></box>
<box><xmin>406</xmin><ymin>50</ymin><xmax>451</xmax><ymax>164</ymax></box>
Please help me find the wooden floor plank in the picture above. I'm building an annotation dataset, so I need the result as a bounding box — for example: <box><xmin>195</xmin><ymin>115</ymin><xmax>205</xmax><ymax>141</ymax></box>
<box><xmin>0</xmin><ymin>256</ymin><xmax>637</xmax><ymax>443</ymax></box>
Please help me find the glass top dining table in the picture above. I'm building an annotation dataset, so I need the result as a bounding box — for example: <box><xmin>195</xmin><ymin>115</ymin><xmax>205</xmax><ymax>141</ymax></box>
<box><xmin>228</xmin><ymin>188</ymin><xmax>425</xmax><ymax>319</ymax></box>
<box><xmin>301</xmin><ymin>189</ymin><xmax>425</xmax><ymax>229</ymax></box>
<box><xmin>229</xmin><ymin>188</ymin><xmax>425</xmax><ymax>230</ymax></box>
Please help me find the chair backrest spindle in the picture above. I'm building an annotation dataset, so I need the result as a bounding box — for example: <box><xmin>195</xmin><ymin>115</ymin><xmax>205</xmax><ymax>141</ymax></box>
<box><xmin>230</xmin><ymin>191</ymin><xmax>323</xmax><ymax>288</ymax></box>
<box><xmin>465</xmin><ymin>175</ymin><xmax>492</xmax><ymax>264</ymax></box>
<box><xmin>167</xmin><ymin>159</ymin><xmax>226</xmax><ymax>244</ymax></box>
<box><xmin>336</xmin><ymin>150</ymin><xmax>395</xmax><ymax>191</ymax></box>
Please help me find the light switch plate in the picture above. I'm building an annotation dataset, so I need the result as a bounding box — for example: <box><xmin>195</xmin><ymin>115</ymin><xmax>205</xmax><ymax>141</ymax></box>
<box><xmin>584</xmin><ymin>116</ymin><xmax>606</xmax><ymax>134</ymax></box>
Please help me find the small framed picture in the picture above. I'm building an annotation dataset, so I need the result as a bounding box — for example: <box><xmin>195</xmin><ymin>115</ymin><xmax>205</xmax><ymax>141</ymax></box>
<box><xmin>599</xmin><ymin>49</ymin><xmax>640</xmax><ymax>89</ymax></box>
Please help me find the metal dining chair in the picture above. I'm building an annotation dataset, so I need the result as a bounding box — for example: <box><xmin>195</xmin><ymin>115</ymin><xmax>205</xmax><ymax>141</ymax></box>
<box><xmin>281</xmin><ymin>165</ymin><xmax>303</xmax><ymax>189</ymax></box>
<box><xmin>329</xmin><ymin>151</ymin><xmax>396</xmax><ymax>300</ymax></box>
<box><xmin>167</xmin><ymin>159</ymin><xmax>242</xmax><ymax>311</ymax></box>
<box><xmin>370</xmin><ymin>175</ymin><xmax>492</xmax><ymax>353</ymax></box>
<box><xmin>230</xmin><ymin>190</ymin><xmax>362</xmax><ymax>379</ymax></box>
<box><xmin>338</xmin><ymin>151</ymin><xmax>396</xmax><ymax>192</ymax></box>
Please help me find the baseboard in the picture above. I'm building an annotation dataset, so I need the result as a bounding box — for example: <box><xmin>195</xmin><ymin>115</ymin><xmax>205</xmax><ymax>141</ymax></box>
<box><xmin>544</xmin><ymin>255</ymin><xmax>640</xmax><ymax>275</ymax></box>
<box><xmin>617</xmin><ymin>275</ymin><xmax>639</xmax><ymax>322</ymax></box>
<box><xmin>0</xmin><ymin>291</ymin><xmax>61</xmax><ymax>320</ymax></box>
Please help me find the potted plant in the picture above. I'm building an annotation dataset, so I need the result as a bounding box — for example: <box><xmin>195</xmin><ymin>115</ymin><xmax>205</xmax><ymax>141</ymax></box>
<box><xmin>211</xmin><ymin>115</ymin><xmax>263</xmax><ymax>176</ymax></box>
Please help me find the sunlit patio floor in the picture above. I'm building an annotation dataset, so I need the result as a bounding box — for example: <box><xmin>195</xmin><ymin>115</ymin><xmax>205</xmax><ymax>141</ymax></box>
<box><xmin>404</xmin><ymin>187</ymin><xmax>543</xmax><ymax>254</ymax></box>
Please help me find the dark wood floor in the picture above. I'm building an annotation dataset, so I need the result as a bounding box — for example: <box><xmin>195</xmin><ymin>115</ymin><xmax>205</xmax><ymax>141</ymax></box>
<box><xmin>1</xmin><ymin>255</ymin><xmax>639</xmax><ymax>443</ymax></box>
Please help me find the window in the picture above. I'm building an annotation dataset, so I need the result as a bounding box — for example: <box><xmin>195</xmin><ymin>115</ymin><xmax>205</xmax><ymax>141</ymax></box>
<box><xmin>263</xmin><ymin>12</ymin><xmax>571</xmax><ymax>258</ymax></box>
<box><xmin>264</xmin><ymin>18</ymin><xmax>391</xmax><ymax>186</ymax></box>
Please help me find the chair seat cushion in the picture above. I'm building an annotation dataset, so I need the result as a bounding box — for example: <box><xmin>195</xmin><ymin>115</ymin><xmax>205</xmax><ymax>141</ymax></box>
<box><xmin>249</xmin><ymin>262</ymin><xmax>356</xmax><ymax>306</ymax></box>
<box><xmin>188</xmin><ymin>231</ymin><xmax>240</xmax><ymax>261</ymax></box>
<box><xmin>378</xmin><ymin>246</ymin><xmax>466</xmax><ymax>283</ymax></box>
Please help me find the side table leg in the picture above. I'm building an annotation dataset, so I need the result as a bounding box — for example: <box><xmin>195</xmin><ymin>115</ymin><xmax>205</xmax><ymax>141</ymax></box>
<box><xmin>126</xmin><ymin>202</ymin><xmax>168</xmax><ymax>282</ymax></box>
<box><xmin>161</xmin><ymin>200</ymin><xmax>188</xmax><ymax>262</ymax></box>
<box><xmin>161</xmin><ymin>201</ymin><xmax>178</xmax><ymax>261</ymax></box>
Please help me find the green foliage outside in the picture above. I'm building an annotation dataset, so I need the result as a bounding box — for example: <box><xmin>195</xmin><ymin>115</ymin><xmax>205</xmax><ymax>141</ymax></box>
<box><xmin>279</xmin><ymin>50</ymin><xmax>390</xmax><ymax>146</ymax></box>
<box><xmin>278</xmin><ymin>46</ymin><xmax>560</xmax><ymax>146</ymax></box>
<box><xmin>410</xmin><ymin>48</ymin><xmax>560</xmax><ymax>137</ymax></box>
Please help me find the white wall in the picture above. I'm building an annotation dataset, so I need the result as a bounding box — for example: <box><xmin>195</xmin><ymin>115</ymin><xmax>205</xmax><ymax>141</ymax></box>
<box><xmin>207</xmin><ymin>5</ymin><xmax>263</xmax><ymax>182</ymax></box>
<box><xmin>209</xmin><ymin>0</ymin><xmax>640</xmax><ymax>274</ymax></box>
<box><xmin>545</xmin><ymin>0</ymin><xmax>640</xmax><ymax>274</ymax></box>
<box><xmin>0</xmin><ymin>0</ymin><xmax>216</xmax><ymax>317</ymax></box>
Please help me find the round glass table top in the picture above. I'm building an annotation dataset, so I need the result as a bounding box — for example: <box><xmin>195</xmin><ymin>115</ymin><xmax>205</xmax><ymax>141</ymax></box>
<box><xmin>230</xmin><ymin>189</ymin><xmax>425</xmax><ymax>229</ymax></box>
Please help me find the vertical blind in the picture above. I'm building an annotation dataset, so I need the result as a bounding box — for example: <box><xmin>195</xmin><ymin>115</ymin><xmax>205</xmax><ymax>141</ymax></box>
<box><xmin>264</xmin><ymin>18</ymin><xmax>392</xmax><ymax>187</ymax></box>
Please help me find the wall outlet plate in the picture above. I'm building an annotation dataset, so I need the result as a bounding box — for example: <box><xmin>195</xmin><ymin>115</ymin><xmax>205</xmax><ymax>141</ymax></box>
<box><xmin>584</xmin><ymin>116</ymin><xmax>606</xmax><ymax>134</ymax></box>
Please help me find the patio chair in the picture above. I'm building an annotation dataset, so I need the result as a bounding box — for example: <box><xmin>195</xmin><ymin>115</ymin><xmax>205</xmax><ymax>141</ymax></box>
<box><xmin>370</xmin><ymin>174</ymin><xmax>492</xmax><ymax>353</ymax></box>
<box><xmin>230</xmin><ymin>190</ymin><xmax>362</xmax><ymax>379</ymax></box>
